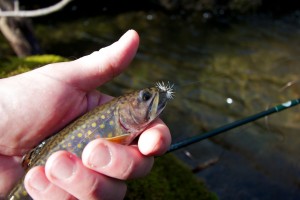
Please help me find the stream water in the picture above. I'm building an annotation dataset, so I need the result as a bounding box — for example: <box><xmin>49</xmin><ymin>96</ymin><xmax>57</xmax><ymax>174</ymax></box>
<box><xmin>33</xmin><ymin>11</ymin><xmax>300</xmax><ymax>199</ymax></box>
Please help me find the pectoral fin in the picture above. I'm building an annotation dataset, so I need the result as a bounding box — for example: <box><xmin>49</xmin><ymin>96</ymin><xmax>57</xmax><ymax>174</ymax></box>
<box><xmin>106</xmin><ymin>134</ymin><xmax>130</xmax><ymax>144</ymax></box>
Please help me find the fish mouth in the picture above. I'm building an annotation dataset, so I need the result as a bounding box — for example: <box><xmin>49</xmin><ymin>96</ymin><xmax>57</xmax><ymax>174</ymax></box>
<box><xmin>147</xmin><ymin>92</ymin><xmax>168</xmax><ymax>121</ymax></box>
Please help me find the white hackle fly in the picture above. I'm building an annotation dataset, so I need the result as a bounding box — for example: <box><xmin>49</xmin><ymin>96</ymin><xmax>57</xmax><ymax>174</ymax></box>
<box><xmin>156</xmin><ymin>81</ymin><xmax>175</xmax><ymax>99</ymax></box>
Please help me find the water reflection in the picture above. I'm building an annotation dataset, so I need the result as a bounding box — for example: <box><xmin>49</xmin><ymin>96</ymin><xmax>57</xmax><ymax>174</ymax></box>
<box><xmin>37</xmin><ymin>11</ymin><xmax>300</xmax><ymax>199</ymax></box>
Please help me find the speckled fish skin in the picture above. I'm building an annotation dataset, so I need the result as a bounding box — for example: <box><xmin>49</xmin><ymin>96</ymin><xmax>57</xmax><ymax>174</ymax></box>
<box><xmin>7</xmin><ymin>84</ymin><xmax>172</xmax><ymax>200</ymax></box>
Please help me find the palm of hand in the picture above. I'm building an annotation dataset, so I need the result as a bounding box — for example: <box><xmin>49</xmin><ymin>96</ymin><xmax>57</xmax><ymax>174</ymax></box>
<box><xmin>0</xmin><ymin>64</ymin><xmax>110</xmax><ymax>196</ymax></box>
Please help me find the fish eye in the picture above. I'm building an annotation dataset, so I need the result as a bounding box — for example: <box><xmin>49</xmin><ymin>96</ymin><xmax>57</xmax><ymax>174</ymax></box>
<box><xmin>139</xmin><ymin>90</ymin><xmax>152</xmax><ymax>102</ymax></box>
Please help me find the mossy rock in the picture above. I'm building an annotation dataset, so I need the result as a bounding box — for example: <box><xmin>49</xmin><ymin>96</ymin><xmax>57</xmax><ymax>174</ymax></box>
<box><xmin>0</xmin><ymin>54</ymin><xmax>68</xmax><ymax>78</ymax></box>
<box><xmin>126</xmin><ymin>154</ymin><xmax>217</xmax><ymax>200</ymax></box>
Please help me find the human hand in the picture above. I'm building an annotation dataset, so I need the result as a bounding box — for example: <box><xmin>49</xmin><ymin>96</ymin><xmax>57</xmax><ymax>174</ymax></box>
<box><xmin>0</xmin><ymin>30</ymin><xmax>171</xmax><ymax>199</ymax></box>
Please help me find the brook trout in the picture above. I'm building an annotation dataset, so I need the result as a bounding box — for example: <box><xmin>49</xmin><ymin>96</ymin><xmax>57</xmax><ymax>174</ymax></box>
<box><xmin>7</xmin><ymin>82</ymin><xmax>174</xmax><ymax>200</ymax></box>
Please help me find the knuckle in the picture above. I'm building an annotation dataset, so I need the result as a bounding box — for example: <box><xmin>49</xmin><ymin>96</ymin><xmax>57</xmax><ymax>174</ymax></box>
<box><xmin>119</xmin><ymin>159</ymin><xmax>135</xmax><ymax>180</ymax></box>
<box><xmin>84</xmin><ymin>177</ymin><xmax>102</xmax><ymax>199</ymax></box>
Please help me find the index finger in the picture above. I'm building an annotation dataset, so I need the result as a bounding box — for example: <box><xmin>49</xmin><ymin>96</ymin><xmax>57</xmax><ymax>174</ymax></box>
<box><xmin>138</xmin><ymin>118</ymin><xmax>171</xmax><ymax>156</ymax></box>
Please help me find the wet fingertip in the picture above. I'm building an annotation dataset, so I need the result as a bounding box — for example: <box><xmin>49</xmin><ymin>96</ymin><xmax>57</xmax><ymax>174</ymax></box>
<box><xmin>138</xmin><ymin>125</ymin><xmax>171</xmax><ymax>156</ymax></box>
<box><xmin>25</xmin><ymin>166</ymin><xmax>50</xmax><ymax>192</ymax></box>
<box><xmin>82</xmin><ymin>139</ymin><xmax>112</xmax><ymax>170</ymax></box>
<box><xmin>45</xmin><ymin>151</ymin><xmax>77</xmax><ymax>181</ymax></box>
<box><xmin>25</xmin><ymin>165</ymin><xmax>74</xmax><ymax>200</ymax></box>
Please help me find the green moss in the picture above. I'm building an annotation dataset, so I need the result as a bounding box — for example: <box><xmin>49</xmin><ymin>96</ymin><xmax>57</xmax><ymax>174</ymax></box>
<box><xmin>0</xmin><ymin>54</ymin><xmax>68</xmax><ymax>78</ymax></box>
<box><xmin>23</xmin><ymin>55</ymin><xmax>68</xmax><ymax>63</ymax></box>
<box><xmin>126</xmin><ymin>154</ymin><xmax>217</xmax><ymax>200</ymax></box>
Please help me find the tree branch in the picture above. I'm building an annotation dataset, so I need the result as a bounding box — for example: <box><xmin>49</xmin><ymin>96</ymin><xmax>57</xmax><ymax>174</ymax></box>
<box><xmin>0</xmin><ymin>0</ymin><xmax>73</xmax><ymax>17</ymax></box>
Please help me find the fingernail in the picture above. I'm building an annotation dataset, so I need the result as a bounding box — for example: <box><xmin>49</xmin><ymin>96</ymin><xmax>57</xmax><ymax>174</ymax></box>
<box><xmin>50</xmin><ymin>153</ymin><xmax>76</xmax><ymax>180</ymax></box>
<box><xmin>88</xmin><ymin>143</ymin><xmax>111</xmax><ymax>169</ymax></box>
<box><xmin>28</xmin><ymin>170</ymin><xmax>50</xmax><ymax>191</ymax></box>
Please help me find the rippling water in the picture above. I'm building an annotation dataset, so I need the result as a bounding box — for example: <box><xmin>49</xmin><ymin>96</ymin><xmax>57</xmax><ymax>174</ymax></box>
<box><xmin>36</xmin><ymin>11</ymin><xmax>300</xmax><ymax>199</ymax></box>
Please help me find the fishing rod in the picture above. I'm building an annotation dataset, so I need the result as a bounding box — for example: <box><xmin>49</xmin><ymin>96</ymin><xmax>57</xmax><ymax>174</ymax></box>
<box><xmin>166</xmin><ymin>98</ymin><xmax>300</xmax><ymax>153</ymax></box>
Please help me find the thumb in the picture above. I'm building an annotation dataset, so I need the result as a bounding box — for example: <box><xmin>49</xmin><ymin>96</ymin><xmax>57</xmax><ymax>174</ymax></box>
<box><xmin>40</xmin><ymin>30</ymin><xmax>140</xmax><ymax>91</ymax></box>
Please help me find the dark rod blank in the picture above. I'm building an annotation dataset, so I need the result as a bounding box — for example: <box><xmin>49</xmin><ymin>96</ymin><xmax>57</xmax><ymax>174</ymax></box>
<box><xmin>167</xmin><ymin>99</ymin><xmax>300</xmax><ymax>153</ymax></box>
